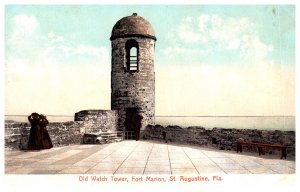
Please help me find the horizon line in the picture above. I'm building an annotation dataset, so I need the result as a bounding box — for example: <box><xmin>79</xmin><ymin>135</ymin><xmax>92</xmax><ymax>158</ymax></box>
<box><xmin>4</xmin><ymin>114</ymin><xmax>295</xmax><ymax>117</ymax></box>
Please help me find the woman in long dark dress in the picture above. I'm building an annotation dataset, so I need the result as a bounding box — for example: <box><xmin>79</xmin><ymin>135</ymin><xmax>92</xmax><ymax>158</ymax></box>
<box><xmin>27</xmin><ymin>112</ymin><xmax>53</xmax><ymax>150</ymax></box>
<box><xmin>27</xmin><ymin>112</ymin><xmax>42</xmax><ymax>150</ymax></box>
<box><xmin>39</xmin><ymin>114</ymin><xmax>53</xmax><ymax>149</ymax></box>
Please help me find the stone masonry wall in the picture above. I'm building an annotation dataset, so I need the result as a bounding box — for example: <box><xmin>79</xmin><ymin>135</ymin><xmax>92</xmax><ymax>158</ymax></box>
<box><xmin>111</xmin><ymin>37</ymin><xmax>155</xmax><ymax>131</ymax></box>
<box><xmin>6</xmin><ymin>118</ymin><xmax>295</xmax><ymax>159</ymax></box>
<box><xmin>143</xmin><ymin>125</ymin><xmax>295</xmax><ymax>158</ymax></box>
<box><xmin>5</xmin><ymin>121</ymin><xmax>84</xmax><ymax>150</ymax></box>
<box><xmin>5</xmin><ymin>110</ymin><xmax>118</xmax><ymax>150</ymax></box>
<box><xmin>74</xmin><ymin>110</ymin><xmax>118</xmax><ymax>133</ymax></box>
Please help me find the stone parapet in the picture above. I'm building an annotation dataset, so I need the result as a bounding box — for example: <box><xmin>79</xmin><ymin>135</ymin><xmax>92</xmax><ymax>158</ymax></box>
<box><xmin>143</xmin><ymin>125</ymin><xmax>295</xmax><ymax>158</ymax></box>
<box><xmin>5</xmin><ymin>110</ymin><xmax>118</xmax><ymax>150</ymax></box>
<box><xmin>74</xmin><ymin>110</ymin><xmax>118</xmax><ymax>133</ymax></box>
<box><xmin>5</xmin><ymin>121</ymin><xmax>84</xmax><ymax>150</ymax></box>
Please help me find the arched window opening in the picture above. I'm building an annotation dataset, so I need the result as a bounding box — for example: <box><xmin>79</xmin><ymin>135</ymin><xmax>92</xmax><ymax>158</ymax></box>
<box><xmin>129</xmin><ymin>47</ymin><xmax>138</xmax><ymax>71</ymax></box>
<box><xmin>126</xmin><ymin>40</ymin><xmax>139</xmax><ymax>72</ymax></box>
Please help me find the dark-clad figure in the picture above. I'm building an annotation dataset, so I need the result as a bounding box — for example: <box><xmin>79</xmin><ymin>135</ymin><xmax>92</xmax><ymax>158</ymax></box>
<box><xmin>134</xmin><ymin>114</ymin><xmax>143</xmax><ymax>141</ymax></box>
<box><xmin>27</xmin><ymin>112</ymin><xmax>42</xmax><ymax>150</ymax></box>
<box><xmin>39</xmin><ymin>114</ymin><xmax>53</xmax><ymax>149</ymax></box>
<box><xmin>27</xmin><ymin>112</ymin><xmax>53</xmax><ymax>150</ymax></box>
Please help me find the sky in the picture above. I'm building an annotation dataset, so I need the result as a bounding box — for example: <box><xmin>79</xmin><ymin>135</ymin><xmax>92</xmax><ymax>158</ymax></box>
<box><xmin>4</xmin><ymin>5</ymin><xmax>295</xmax><ymax>116</ymax></box>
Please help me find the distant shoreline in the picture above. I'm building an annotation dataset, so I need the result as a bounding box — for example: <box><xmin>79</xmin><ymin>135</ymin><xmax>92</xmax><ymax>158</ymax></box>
<box><xmin>4</xmin><ymin>115</ymin><xmax>295</xmax><ymax>131</ymax></box>
<box><xmin>4</xmin><ymin>115</ymin><xmax>296</xmax><ymax>117</ymax></box>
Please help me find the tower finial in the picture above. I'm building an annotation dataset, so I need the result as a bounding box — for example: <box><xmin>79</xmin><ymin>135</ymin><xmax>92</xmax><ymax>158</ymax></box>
<box><xmin>132</xmin><ymin>13</ymin><xmax>138</xmax><ymax>16</ymax></box>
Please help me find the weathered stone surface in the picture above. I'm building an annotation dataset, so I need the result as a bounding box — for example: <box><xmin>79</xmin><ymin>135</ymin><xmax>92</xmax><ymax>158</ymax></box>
<box><xmin>74</xmin><ymin>110</ymin><xmax>118</xmax><ymax>133</ymax></box>
<box><xmin>5</xmin><ymin>121</ymin><xmax>81</xmax><ymax>150</ymax></box>
<box><xmin>110</xmin><ymin>13</ymin><xmax>156</xmax><ymax>41</ymax></box>
<box><xmin>7</xmin><ymin>121</ymin><xmax>84</xmax><ymax>150</ymax></box>
<box><xmin>143</xmin><ymin>125</ymin><xmax>295</xmax><ymax>157</ymax></box>
<box><xmin>5</xmin><ymin>110</ymin><xmax>119</xmax><ymax>150</ymax></box>
<box><xmin>111</xmin><ymin>14</ymin><xmax>156</xmax><ymax>133</ymax></box>
<box><xmin>82</xmin><ymin>132</ymin><xmax>123</xmax><ymax>144</ymax></box>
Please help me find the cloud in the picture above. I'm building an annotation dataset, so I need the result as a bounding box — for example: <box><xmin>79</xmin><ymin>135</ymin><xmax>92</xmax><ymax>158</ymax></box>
<box><xmin>11</xmin><ymin>14</ymin><xmax>39</xmax><ymax>37</ymax></box>
<box><xmin>162</xmin><ymin>45</ymin><xmax>208</xmax><ymax>61</ymax></box>
<box><xmin>7</xmin><ymin>14</ymin><xmax>110</xmax><ymax>63</ymax></box>
<box><xmin>40</xmin><ymin>33</ymin><xmax>110</xmax><ymax>64</ymax></box>
<box><xmin>163</xmin><ymin>14</ymin><xmax>273</xmax><ymax>64</ymax></box>
<box><xmin>8</xmin><ymin>14</ymin><xmax>41</xmax><ymax>58</ymax></box>
<box><xmin>177</xmin><ymin>14</ymin><xmax>254</xmax><ymax>48</ymax></box>
<box><xmin>240</xmin><ymin>35</ymin><xmax>274</xmax><ymax>62</ymax></box>
<box><xmin>5</xmin><ymin>14</ymin><xmax>110</xmax><ymax>115</ymax></box>
<box><xmin>177</xmin><ymin>16</ymin><xmax>208</xmax><ymax>44</ymax></box>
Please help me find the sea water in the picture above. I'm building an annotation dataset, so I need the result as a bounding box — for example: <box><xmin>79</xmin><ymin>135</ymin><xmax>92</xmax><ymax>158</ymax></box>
<box><xmin>155</xmin><ymin>116</ymin><xmax>295</xmax><ymax>131</ymax></box>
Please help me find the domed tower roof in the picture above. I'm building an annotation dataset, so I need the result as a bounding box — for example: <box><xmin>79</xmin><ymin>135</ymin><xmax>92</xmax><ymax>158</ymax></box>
<box><xmin>110</xmin><ymin>13</ymin><xmax>156</xmax><ymax>41</ymax></box>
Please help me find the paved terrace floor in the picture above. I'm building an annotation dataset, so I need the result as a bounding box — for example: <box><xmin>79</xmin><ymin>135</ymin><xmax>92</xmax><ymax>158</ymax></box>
<box><xmin>5</xmin><ymin>140</ymin><xmax>295</xmax><ymax>174</ymax></box>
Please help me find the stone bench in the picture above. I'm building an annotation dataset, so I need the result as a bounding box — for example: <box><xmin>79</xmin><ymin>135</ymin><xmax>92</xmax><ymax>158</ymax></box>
<box><xmin>83</xmin><ymin>131</ymin><xmax>124</xmax><ymax>144</ymax></box>
<box><xmin>236</xmin><ymin>141</ymin><xmax>287</xmax><ymax>159</ymax></box>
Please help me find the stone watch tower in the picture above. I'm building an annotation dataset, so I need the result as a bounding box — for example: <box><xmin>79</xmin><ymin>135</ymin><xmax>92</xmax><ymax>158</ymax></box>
<box><xmin>110</xmin><ymin>13</ymin><xmax>156</xmax><ymax>139</ymax></box>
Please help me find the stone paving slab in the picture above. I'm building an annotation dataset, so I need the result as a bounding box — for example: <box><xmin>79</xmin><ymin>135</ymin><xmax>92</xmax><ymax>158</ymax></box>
<box><xmin>4</xmin><ymin>140</ymin><xmax>295</xmax><ymax>175</ymax></box>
